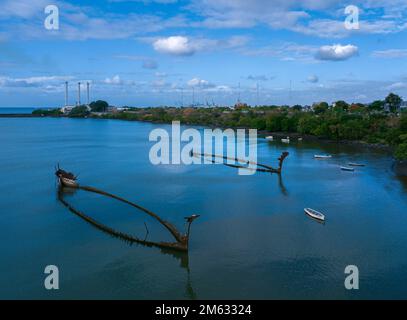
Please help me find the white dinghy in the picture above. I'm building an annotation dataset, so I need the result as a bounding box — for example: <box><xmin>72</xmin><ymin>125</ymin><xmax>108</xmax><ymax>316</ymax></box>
<box><xmin>304</xmin><ymin>208</ymin><xmax>325</xmax><ymax>222</ymax></box>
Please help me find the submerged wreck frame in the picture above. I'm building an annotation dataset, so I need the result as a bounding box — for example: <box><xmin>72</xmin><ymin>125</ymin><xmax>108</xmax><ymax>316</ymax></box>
<box><xmin>192</xmin><ymin>151</ymin><xmax>289</xmax><ymax>174</ymax></box>
<box><xmin>57</xmin><ymin>181</ymin><xmax>198</xmax><ymax>252</ymax></box>
<box><xmin>56</xmin><ymin>151</ymin><xmax>288</xmax><ymax>252</ymax></box>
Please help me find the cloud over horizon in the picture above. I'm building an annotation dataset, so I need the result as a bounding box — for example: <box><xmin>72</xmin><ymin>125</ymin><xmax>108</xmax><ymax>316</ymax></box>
<box><xmin>316</xmin><ymin>44</ymin><xmax>359</xmax><ymax>61</ymax></box>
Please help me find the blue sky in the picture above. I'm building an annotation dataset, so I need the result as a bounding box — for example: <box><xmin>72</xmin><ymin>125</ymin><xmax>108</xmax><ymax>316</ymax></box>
<box><xmin>0</xmin><ymin>0</ymin><xmax>407</xmax><ymax>107</ymax></box>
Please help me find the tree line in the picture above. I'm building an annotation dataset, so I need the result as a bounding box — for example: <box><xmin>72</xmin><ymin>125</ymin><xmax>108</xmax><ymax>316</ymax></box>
<box><xmin>32</xmin><ymin>93</ymin><xmax>407</xmax><ymax>160</ymax></box>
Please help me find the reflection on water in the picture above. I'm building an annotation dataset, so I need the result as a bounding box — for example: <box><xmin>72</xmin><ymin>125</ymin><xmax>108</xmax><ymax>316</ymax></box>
<box><xmin>1</xmin><ymin>118</ymin><xmax>407</xmax><ymax>299</ymax></box>
<box><xmin>57</xmin><ymin>184</ymin><xmax>198</xmax><ymax>298</ymax></box>
<box><xmin>57</xmin><ymin>186</ymin><xmax>191</xmax><ymax>269</ymax></box>
<box><xmin>278</xmin><ymin>174</ymin><xmax>288</xmax><ymax>196</ymax></box>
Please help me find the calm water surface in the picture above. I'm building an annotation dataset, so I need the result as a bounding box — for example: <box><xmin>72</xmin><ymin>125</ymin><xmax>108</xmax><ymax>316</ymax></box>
<box><xmin>0</xmin><ymin>107</ymin><xmax>35</xmax><ymax>114</ymax></box>
<box><xmin>0</xmin><ymin>117</ymin><xmax>406</xmax><ymax>299</ymax></box>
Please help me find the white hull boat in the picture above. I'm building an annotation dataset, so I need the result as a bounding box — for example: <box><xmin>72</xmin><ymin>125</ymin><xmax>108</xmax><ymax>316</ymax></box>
<box><xmin>304</xmin><ymin>208</ymin><xmax>325</xmax><ymax>222</ymax></box>
<box><xmin>341</xmin><ymin>166</ymin><xmax>355</xmax><ymax>172</ymax></box>
<box><xmin>265</xmin><ymin>136</ymin><xmax>274</xmax><ymax>141</ymax></box>
<box><xmin>281</xmin><ymin>137</ymin><xmax>290</xmax><ymax>143</ymax></box>
<box><xmin>314</xmin><ymin>155</ymin><xmax>332</xmax><ymax>159</ymax></box>
<box><xmin>348</xmin><ymin>163</ymin><xmax>365</xmax><ymax>167</ymax></box>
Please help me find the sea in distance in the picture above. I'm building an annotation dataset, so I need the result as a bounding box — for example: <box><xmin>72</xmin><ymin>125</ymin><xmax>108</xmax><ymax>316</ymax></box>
<box><xmin>0</xmin><ymin>107</ymin><xmax>36</xmax><ymax>114</ymax></box>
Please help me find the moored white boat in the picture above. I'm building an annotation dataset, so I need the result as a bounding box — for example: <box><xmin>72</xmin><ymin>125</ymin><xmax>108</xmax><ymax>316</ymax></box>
<box><xmin>314</xmin><ymin>154</ymin><xmax>332</xmax><ymax>159</ymax></box>
<box><xmin>304</xmin><ymin>208</ymin><xmax>325</xmax><ymax>222</ymax></box>
<box><xmin>348</xmin><ymin>163</ymin><xmax>365</xmax><ymax>167</ymax></box>
<box><xmin>341</xmin><ymin>166</ymin><xmax>355</xmax><ymax>172</ymax></box>
<box><xmin>265</xmin><ymin>136</ymin><xmax>274</xmax><ymax>141</ymax></box>
<box><xmin>281</xmin><ymin>137</ymin><xmax>290</xmax><ymax>143</ymax></box>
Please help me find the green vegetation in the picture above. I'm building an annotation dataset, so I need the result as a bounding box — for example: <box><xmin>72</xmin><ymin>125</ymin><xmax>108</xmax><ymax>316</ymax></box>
<box><xmin>385</xmin><ymin>93</ymin><xmax>402</xmax><ymax>113</ymax></box>
<box><xmin>101</xmin><ymin>93</ymin><xmax>407</xmax><ymax>160</ymax></box>
<box><xmin>90</xmin><ymin>100</ymin><xmax>109</xmax><ymax>112</ymax></box>
<box><xmin>69</xmin><ymin>105</ymin><xmax>90</xmax><ymax>117</ymax></box>
<box><xmin>31</xmin><ymin>94</ymin><xmax>407</xmax><ymax>160</ymax></box>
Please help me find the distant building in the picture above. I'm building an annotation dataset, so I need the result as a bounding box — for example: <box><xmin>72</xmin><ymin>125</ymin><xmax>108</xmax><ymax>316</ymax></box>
<box><xmin>384</xmin><ymin>101</ymin><xmax>406</xmax><ymax>112</ymax></box>
<box><xmin>117</xmin><ymin>107</ymin><xmax>130</xmax><ymax>112</ymax></box>
<box><xmin>234</xmin><ymin>102</ymin><xmax>249</xmax><ymax>110</ymax></box>
<box><xmin>60</xmin><ymin>105</ymin><xmax>75</xmax><ymax>114</ymax></box>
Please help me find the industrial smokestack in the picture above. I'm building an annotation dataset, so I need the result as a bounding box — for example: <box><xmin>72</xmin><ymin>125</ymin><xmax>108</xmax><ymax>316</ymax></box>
<box><xmin>86</xmin><ymin>82</ymin><xmax>90</xmax><ymax>105</ymax></box>
<box><xmin>77</xmin><ymin>82</ymin><xmax>81</xmax><ymax>106</ymax></box>
<box><xmin>65</xmin><ymin>81</ymin><xmax>68</xmax><ymax>106</ymax></box>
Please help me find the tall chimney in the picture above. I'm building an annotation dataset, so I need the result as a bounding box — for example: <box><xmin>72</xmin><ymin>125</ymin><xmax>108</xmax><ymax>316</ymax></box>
<box><xmin>77</xmin><ymin>82</ymin><xmax>81</xmax><ymax>106</ymax></box>
<box><xmin>86</xmin><ymin>82</ymin><xmax>90</xmax><ymax>105</ymax></box>
<box><xmin>65</xmin><ymin>81</ymin><xmax>68</xmax><ymax>106</ymax></box>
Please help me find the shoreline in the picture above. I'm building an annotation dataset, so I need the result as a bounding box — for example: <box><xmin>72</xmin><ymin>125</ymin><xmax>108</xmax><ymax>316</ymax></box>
<box><xmin>257</xmin><ymin>131</ymin><xmax>393</xmax><ymax>152</ymax></box>
<box><xmin>2</xmin><ymin>112</ymin><xmax>406</xmax><ymax>176</ymax></box>
<box><xmin>0</xmin><ymin>112</ymin><xmax>394</xmax><ymax>152</ymax></box>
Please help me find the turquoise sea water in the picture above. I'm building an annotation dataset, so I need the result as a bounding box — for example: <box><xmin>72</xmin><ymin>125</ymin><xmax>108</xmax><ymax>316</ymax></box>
<box><xmin>0</xmin><ymin>117</ymin><xmax>406</xmax><ymax>299</ymax></box>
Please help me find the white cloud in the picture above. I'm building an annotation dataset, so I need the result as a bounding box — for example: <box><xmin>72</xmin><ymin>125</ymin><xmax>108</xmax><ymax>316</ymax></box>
<box><xmin>0</xmin><ymin>75</ymin><xmax>73</xmax><ymax>87</ymax></box>
<box><xmin>0</xmin><ymin>0</ymin><xmax>51</xmax><ymax>19</ymax></box>
<box><xmin>247</xmin><ymin>75</ymin><xmax>270</xmax><ymax>81</ymax></box>
<box><xmin>104</xmin><ymin>75</ymin><xmax>122</xmax><ymax>85</ymax></box>
<box><xmin>0</xmin><ymin>0</ymin><xmax>188</xmax><ymax>41</ymax></box>
<box><xmin>187</xmin><ymin>77</ymin><xmax>212</xmax><ymax>87</ymax></box>
<box><xmin>386</xmin><ymin>82</ymin><xmax>407</xmax><ymax>90</ymax></box>
<box><xmin>206</xmin><ymin>85</ymin><xmax>232</xmax><ymax>93</ymax></box>
<box><xmin>2</xmin><ymin>0</ymin><xmax>407</xmax><ymax>42</ymax></box>
<box><xmin>188</xmin><ymin>0</ymin><xmax>407</xmax><ymax>38</ymax></box>
<box><xmin>151</xmin><ymin>35</ymin><xmax>248</xmax><ymax>56</ymax></box>
<box><xmin>152</xmin><ymin>79</ymin><xmax>168</xmax><ymax>88</ymax></box>
<box><xmin>316</xmin><ymin>44</ymin><xmax>359</xmax><ymax>61</ymax></box>
<box><xmin>307</xmin><ymin>75</ymin><xmax>319</xmax><ymax>83</ymax></box>
<box><xmin>155</xmin><ymin>72</ymin><xmax>167</xmax><ymax>78</ymax></box>
<box><xmin>153</xmin><ymin>36</ymin><xmax>195</xmax><ymax>56</ymax></box>
<box><xmin>372</xmin><ymin>49</ymin><xmax>407</xmax><ymax>58</ymax></box>
<box><xmin>243</xmin><ymin>42</ymin><xmax>318</xmax><ymax>63</ymax></box>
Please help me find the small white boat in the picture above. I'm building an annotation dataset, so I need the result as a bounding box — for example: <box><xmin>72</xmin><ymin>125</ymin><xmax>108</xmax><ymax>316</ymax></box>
<box><xmin>348</xmin><ymin>163</ymin><xmax>365</xmax><ymax>167</ymax></box>
<box><xmin>314</xmin><ymin>155</ymin><xmax>332</xmax><ymax>159</ymax></box>
<box><xmin>59</xmin><ymin>176</ymin><xmax>79</xmax><ymax>187</ymax></box>
<box><xmin>281</xmin><ymin>137</ymin><xmax>290</xmax><ymax>143</ymax></box>
<box><xmin>298</xmin><ymin>137</ymin><xmax>303</xmax><ymax>141</ymax></box>
<box><xmin>304</xmin><ymin>208</ymin><xmax>325</xmax><ymax>222</ymax></box>
<box><xmin>265</xmin><ymin>136</ymin><xmax>274</xmax><ymax>141</ymax></box>
<box><xmin>341</xmin><ymin>166</ymin><xmax>355</xmax><ymax>172</ymax></box>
